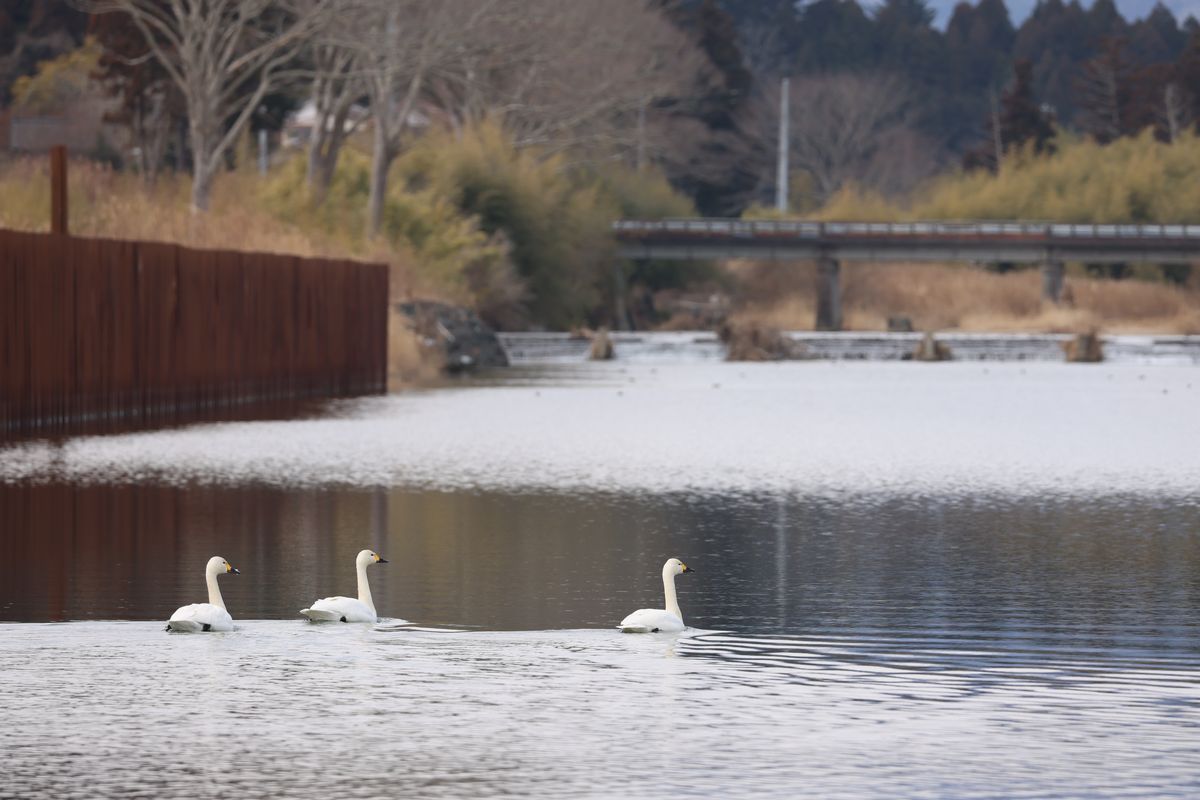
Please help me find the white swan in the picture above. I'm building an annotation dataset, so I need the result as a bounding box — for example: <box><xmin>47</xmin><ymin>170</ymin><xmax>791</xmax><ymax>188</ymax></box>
<box><xmin>300</xmin><ymin>549</ymin><xmax>388</xmax><ymax>623</ymax></box>
<box><xmin>166</xmin><ymin>556</ymin><xmax>240</xmax><ymax>632</ymax></box>
<box><xmin>618</xmin><ymin>558</ymin><xmax>694</xmax><ymax>633</ymax></box>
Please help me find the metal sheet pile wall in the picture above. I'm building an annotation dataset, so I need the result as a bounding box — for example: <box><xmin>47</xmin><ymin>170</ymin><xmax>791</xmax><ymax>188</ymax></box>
<box><xmin>1</xmin><ymin>229</ymin><xmax>387</xmax><ymax>437</ymax></box>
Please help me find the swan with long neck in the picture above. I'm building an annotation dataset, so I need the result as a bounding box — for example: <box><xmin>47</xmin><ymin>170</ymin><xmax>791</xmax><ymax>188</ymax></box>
<box><xmin>166</xmin><ymin>556</ymin><xmax>240</xmax><ymax>632</ymax></box>
<box><xmin>618</xmin><ymin>558</ymin><xmax>694</xmax><ymax>633</ymax></box>
<box><xmin>300</xmin><ymin>549</ymin><xmax>388</xmax><ymax>623</ymax></box>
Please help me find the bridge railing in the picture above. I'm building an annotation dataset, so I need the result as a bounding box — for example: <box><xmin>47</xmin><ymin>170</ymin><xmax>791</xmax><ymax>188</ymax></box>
<box><xmin>613</xmin><ymin>219</ymin><xmax>1200</xmax><ymax>240</ymax></box>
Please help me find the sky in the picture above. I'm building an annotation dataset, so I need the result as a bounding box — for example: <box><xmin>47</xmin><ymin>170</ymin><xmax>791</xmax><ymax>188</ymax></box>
<box><xmin>920</xmin><ymin>0</ymin><xmax>1200</xmax><ymax>26</ymax></box>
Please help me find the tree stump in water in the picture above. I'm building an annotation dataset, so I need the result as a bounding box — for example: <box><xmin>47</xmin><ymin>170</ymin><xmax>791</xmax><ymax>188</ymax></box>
<box><xmin>912</xmin><ymin>332</ymin><xmax>951</xmax><ymax>361</ymax></box>
<box><xmin>719</xmin><ymin>320</ymin><xmax>805</xmax><ymax>361</ymax></box>
<box><xmin>1063</xmin><ymin>331</ymin><xmax>1103</xmax><ymax>362</ymax></box>
<box><xmin>589</xmin><ymin>328</ymin><xmax>615</xmax><ymax>360</ymax></box>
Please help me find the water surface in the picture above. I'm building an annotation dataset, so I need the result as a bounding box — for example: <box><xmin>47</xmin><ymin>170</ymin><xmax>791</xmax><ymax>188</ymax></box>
<box><xmin>3</xmin><ymin>359</ymin><xmax>1199</xmax><ymax>798</ymax></box>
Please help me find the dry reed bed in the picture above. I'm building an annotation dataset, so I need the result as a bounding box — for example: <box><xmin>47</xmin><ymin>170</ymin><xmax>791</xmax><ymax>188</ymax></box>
<box><xmin>728</xmin><ymin>260</ymin><xmax>1200</xmax><ymax>334</ymax></box>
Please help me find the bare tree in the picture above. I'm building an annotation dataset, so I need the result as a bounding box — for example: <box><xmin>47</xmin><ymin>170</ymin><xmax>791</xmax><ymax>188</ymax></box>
<box><xmin>769</xmin><ymin>74</ymin><xmax>931</xmax><ymax>205</ymax></box>
<box><xmin>305</xmin><ymin>29</ymin><xmax>365</xmax><ymax>204</ymax></box>
<box><xmin>461</xmin><ymin>0</ymin><xmax>703</xmax><ymax>163</ymax></box>
<box><xmin>353</xmin><ymin>1</ymin><xmax>491</xmax><ymax>238</ymax></box>
<box><xmin>1162</xmin><ymin>82</ymin><xmax>1190</xmax><ymax>143</ymax></box>
<box><xmin>86</xmin><ymin>0</ymin><xmax>333</xmax><ymax>211</ymax></box>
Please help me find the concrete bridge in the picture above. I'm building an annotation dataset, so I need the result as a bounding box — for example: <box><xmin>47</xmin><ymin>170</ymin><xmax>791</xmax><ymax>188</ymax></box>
<box><xmin>614</xmin><ymin>219</ymin><xmax>1200</xmax><ymax>330</ymax></box>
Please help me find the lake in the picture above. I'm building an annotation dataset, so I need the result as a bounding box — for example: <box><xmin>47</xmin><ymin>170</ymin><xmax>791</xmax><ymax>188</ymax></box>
<box><xmin>3</xmin><ymin>357</ymin><xmax>1199</xmax><ymax>798</ymax></box>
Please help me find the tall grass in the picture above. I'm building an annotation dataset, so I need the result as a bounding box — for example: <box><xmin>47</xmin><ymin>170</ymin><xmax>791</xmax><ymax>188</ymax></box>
<box><xmin>729</xmin><ymin>260</ymin><xmax>1200</xmax><ymax>334</ymax></box>
<box><xmin>818</xmin><ymin>131</ymin><xmax>1200</xmax><ymax>224</ymax></box>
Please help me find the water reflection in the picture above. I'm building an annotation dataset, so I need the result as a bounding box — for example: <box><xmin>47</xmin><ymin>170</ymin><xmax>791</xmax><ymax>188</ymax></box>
<box><xmin>4</xmin><ymin>483</ymin><xmax>1199</xmax><ymax>657</ymax></box>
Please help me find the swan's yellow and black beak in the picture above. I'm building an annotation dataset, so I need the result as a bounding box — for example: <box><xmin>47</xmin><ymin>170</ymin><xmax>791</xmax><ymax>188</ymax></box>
<box><xmin>226</xmin><ymin>564</ymin><xmax>240</xmax><ymax>574</ymax></box>
<box><xmin>682</xmin><ymin>564</ymin><xmax>694</xmax><ymax>573</ymax></box>
<box><xmin>375</xmin><ymin>554</ymin><xmax>389</xmax><ymax>564</ymax></box>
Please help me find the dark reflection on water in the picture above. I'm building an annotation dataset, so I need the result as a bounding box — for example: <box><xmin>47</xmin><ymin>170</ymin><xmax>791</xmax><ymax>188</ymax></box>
<box><xmin>4</xmin><ymin>482</ymin><xmax>1199</xmax><ymax>650</ymax></box>
<box><xmin>4</xmin><ymin>483</ymin><xmax>1200</xmax><ymax>798</ymax></box>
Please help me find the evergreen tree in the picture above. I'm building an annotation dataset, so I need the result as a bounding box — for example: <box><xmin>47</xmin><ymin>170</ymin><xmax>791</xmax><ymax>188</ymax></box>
<box><xmin>1128</xmin><ymin>3</ymin><xmax>1187</xmax><ymax>65</ymax></box>
<box><xmin>1076</xmin><ymin>37</ymin><xmax>1134</xmax><ymax>143</ymax></box>
<box><xmin>791</xmin><ymin>0</ymin><xmax>877</xmax><ymax>73</ymax></box>
<box><xmin>1013</xmin><ymin>0</ymin><xmax>1093</xmax><ymax>124</ymax></box>
<box><xmin>1001</xmin><ymin>58</ymin><xmax>1056</xmax><ymax>154</ymax></box>
<box><xmin>658</xmin><ymin>0</ymin><xmax>764</xmax><ymax>214</ymax></box>
<box><xmin>945</xmin><ymin>0</ymin><xmax>1016</xmax><ymax>149</ymax></box>
<box><xmin>963</xmin><ymin>58</ymin><xmax>1055</xmax><ymax>170</ymax></box>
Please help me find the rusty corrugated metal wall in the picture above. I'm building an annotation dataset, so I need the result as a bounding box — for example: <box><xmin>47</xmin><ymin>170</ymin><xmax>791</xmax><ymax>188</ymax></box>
<box><xmin>1</xmin><ymin>229</ymin><xmax>388</xmax><ymax>437</ymax></box>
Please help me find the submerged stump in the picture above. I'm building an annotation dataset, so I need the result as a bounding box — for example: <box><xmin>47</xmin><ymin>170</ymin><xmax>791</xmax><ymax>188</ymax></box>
<box><xmin>912</xmin><ymin>332</ymin><xmax>952</xmax><ymax>362</ymax></box>
<box><xmin>1063</xmin><ymin>331</ymin><xmax>1104</xmax><ymax>363</ymax></box>
<box><xmin>588</xmin><ymin>328</ymin><xmax>615</xmax><ymax>360</ymax></box>
<box><xmin>718</xmin><ymin>320</ymin><xmax>805</xmax><ymax>361</ymax></box>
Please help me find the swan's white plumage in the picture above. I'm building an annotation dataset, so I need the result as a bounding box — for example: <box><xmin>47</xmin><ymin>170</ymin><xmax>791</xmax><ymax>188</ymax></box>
<box><xmin>167</xmin><ymin>556</ymin><xmax>239</xmax><ymax>633</ymax></box>
<box><xmin>301</xmin><ymin>549</ymin><xmax>388</xmax><ymax>623</ymax></box>
<box><xmin>302</xmin><ymin>596</ymin><xmax>377</xmax><ymax>623</ymax></box>
<box><xmin>618</xmin><ymin>557</ymin><xmax>694</xmax><ymax>633</ymax></box>
<box><xmin>618</xmin><ymin>608</ymin><xmax>685</xmax><ymax>633</ymax></box>
<box><xmin>168</xmin><ymin>603</ymin><xmax>233</xmax><ymax>632</ymax></box>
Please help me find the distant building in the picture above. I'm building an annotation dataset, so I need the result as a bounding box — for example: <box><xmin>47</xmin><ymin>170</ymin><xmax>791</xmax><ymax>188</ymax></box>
<box><xmin>282</xmin><ymin>100</ymin><xmax>372</xmax><ymax>149</ymax></box>
<box><xmin>282</xmin><ymin>100</ymin><xmax>431</xmax><ymax>149</ymax></box>
<box><xmin>1</xmin><ymin>95</ymin><xmax>125</xmax><ymax>156</ymax></box>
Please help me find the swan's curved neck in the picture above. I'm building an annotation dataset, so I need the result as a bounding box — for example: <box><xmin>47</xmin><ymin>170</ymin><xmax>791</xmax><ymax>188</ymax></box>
<box><xmin>206</xmin><ymin>568</ymin><xmax>226</xmax><ymax>610</ymax></box>
<box><xmin>356</xmin><ymin>561</ymin><xmax>376</xmax><ymax>615</ymax></box>
<box><xmin>662</xmin><ymin>569</ymin><xmax>682</xmax><ymax>622</ymax></box>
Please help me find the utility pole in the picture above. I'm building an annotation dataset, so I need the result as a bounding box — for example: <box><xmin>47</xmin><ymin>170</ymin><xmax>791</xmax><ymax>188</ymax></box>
<box><xmin>636</xmin><ymin>98</ymin><xmax>646</xmax><ymax>172</ymax></box>
<box><xmin>991</xmin><ymin>89</ymin><xmax>1003</xmax><ymax>171</ymax></box>
<box><xmin>258</xmin><ymin>129</ymin><xmax>268</xmax><ymax>175</ymax></box>
<box><xmin>775</xmin><ymin>77</ymin><xmax>790</xmax><ymax>213</ymax></box>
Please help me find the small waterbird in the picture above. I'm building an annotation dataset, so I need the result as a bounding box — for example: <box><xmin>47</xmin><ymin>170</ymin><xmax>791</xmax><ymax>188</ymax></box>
<box><xmin>166</xmin><ymin>556</ymin><xmax>240</xmax><ymax>632</ymax></box>
<box><xmin>618</xmin><ymin>558</ymin><xmax>694</xmax><ymax>633</ymax></box>
<box><xmin>300</xmin><ymin>549</ymin><xmax>389</xmax><ymax>623</ymax></box>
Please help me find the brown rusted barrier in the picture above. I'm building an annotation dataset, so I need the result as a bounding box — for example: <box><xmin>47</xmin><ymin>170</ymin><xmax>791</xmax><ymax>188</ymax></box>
<box><xmin>0</xmin><ymin>229</ymin><xmax>388</xmax><ymax>437</ymax></box>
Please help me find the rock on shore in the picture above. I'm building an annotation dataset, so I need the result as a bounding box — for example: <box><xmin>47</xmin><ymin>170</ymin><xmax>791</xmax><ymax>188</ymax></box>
<box><xmin>394</xmin><ymin>300</ymin><xmax>509</xmax><ymax>371</ymax></box>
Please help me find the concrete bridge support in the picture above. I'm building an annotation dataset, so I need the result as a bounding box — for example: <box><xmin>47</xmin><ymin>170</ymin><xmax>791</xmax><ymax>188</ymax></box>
<box><xmin>816</xmin><ymin>255</ymin><xmax>842</xmax><ymax>331</ymax></box>
<box><xmin>1041</xmin><ymin>260</ymin><xmax>1065</xmax><ymax>303</ymax></box>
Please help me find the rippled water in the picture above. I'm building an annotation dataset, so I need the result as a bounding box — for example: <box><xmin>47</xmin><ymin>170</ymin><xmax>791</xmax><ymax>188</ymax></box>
<box><xmin>3</xmin><ymin>359</ymin><xmax>1200</xmax><ymax>798</ymax></box>
<box><xmin>5</xmin><ymin>621</ymin><xmax>1200</xmax><ymax>799</ymax></box>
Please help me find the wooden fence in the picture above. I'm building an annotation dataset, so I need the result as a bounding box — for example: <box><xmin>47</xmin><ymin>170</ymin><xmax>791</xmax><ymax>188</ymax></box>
<box><xmin>1</xmin><ymin>229</ymin><xmax>388</xmax><ymax>437</ymax></box>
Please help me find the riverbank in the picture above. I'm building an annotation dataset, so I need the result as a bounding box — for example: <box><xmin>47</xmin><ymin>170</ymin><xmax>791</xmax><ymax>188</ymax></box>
<box><xmin>723</xmin><ymin>260</ymin><xmax>1200</xmax><ymax>336</ymax></box>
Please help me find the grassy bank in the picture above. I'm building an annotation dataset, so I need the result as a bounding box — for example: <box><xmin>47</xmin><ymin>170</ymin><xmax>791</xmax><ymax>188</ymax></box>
<box><xmin>3</xmin><ymin>126</ymin><xmax>1199</xmax><ymax>338</ymax></box>
<box><xmin>731</xmin><ymin>132</ymin><xmax>1200</xmax><ymax>334</ymax></box>
<box><xmin>728</xmin><ymin>261</ymin><xmax>1200</xmax><ymax>334</ymax></box>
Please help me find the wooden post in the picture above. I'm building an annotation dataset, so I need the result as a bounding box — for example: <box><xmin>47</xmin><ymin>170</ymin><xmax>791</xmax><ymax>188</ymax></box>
<box><xmin>815</xmin><ymin>255</ymin><xmax>842</xmax><ymax>331</ymax></box>
<box><xmin>50</xmin><ymin>145</ymin><xmax>68</xmax><ymax>235</ymax></box>
<box><xmin>1042</xmin><ymin>259</ymin><xmax>1064</xmax><ymax>303</ymax></box>
<box><xmin>613</xmin><ymin>261</ymin><xmax>632</xmax><ymax>331</ymax></box>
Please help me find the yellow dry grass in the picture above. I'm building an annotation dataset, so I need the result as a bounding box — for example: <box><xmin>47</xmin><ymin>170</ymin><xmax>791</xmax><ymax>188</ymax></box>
<box><xmin>0</xmin><ymin>155</ymin><xmax>457</xmax><ymax>384</ymax></box>
<box><xmin>387</xmin><ymin>309</ymin><xmax>444</xmax><ymax>388</ymax></box>
<box><xmin>728</xmin><ymin>260</ymin><xmax>1200</xmax><ymax>334</ymax></box>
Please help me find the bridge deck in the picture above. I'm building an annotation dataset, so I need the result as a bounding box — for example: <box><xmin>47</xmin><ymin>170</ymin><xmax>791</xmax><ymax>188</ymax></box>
<box><xmin>614</xmin><ymin>219</ymin><xmax>1200</xmax><ymax>264</ymax></box>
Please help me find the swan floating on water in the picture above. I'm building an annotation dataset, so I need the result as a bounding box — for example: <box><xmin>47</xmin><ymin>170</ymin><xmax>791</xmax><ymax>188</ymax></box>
<box><xmin>619</xmin><ymin>558</ymin><xmax>694</xmax><ymax>633</ymax></box>
<box><xmin>300</xmin><ymin>549</ymin><xmax>388</xmax><ymax>623</ymax></box>
<box><xmin>166</xmin><ymin>556</ymin><xmax>240</xmax><ymax>632</ymax></box>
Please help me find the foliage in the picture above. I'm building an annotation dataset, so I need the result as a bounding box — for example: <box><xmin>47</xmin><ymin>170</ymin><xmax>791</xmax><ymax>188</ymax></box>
<box><xmin>0</xmin><ymin>0</ymin><xmax>88</xmax><ymax>105</ymax></box>
<box><xmin>963</xmin><ymin>58</ymin><xmax>1057</xmax><ymax>170</ymax></box>
<box><xmin>394</xmin><ymin>122</ymin><xmax>697</xmax><ymax>328</ymax></box>
<box><xmin>814</xmin><ymin>131</ymin><xmax>1200</xmax><ymax>233</ymax></box>
<box><xmin>10</xmin><ymin>38</ymin><xmax>100</xmax><ymax>113</ymax></box>
<box><xmin>917</xmin><ymin>131</ymin><xmax>1200</xmax><ymax>224</ymax></box>
<box><xmin>259</xmin><ymin>148</ymin><xmax>515</xmax><ymax>322</ymax></box>
<box><xmin>261</xmin><ymin>123</ymin><xmax>700</xmax><ymax>329</ymax></box>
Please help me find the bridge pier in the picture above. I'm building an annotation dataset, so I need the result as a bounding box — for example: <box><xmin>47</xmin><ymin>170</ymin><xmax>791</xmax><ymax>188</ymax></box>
<box><xmin>816</xmin><ymin>256</ymin><xmax>842</xmax><ymax>331</ymax></box>
<box><xmin>1041</xmin><ymin>260</ymin><xmax>1065</xmax><ymax>303</ymax></box>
